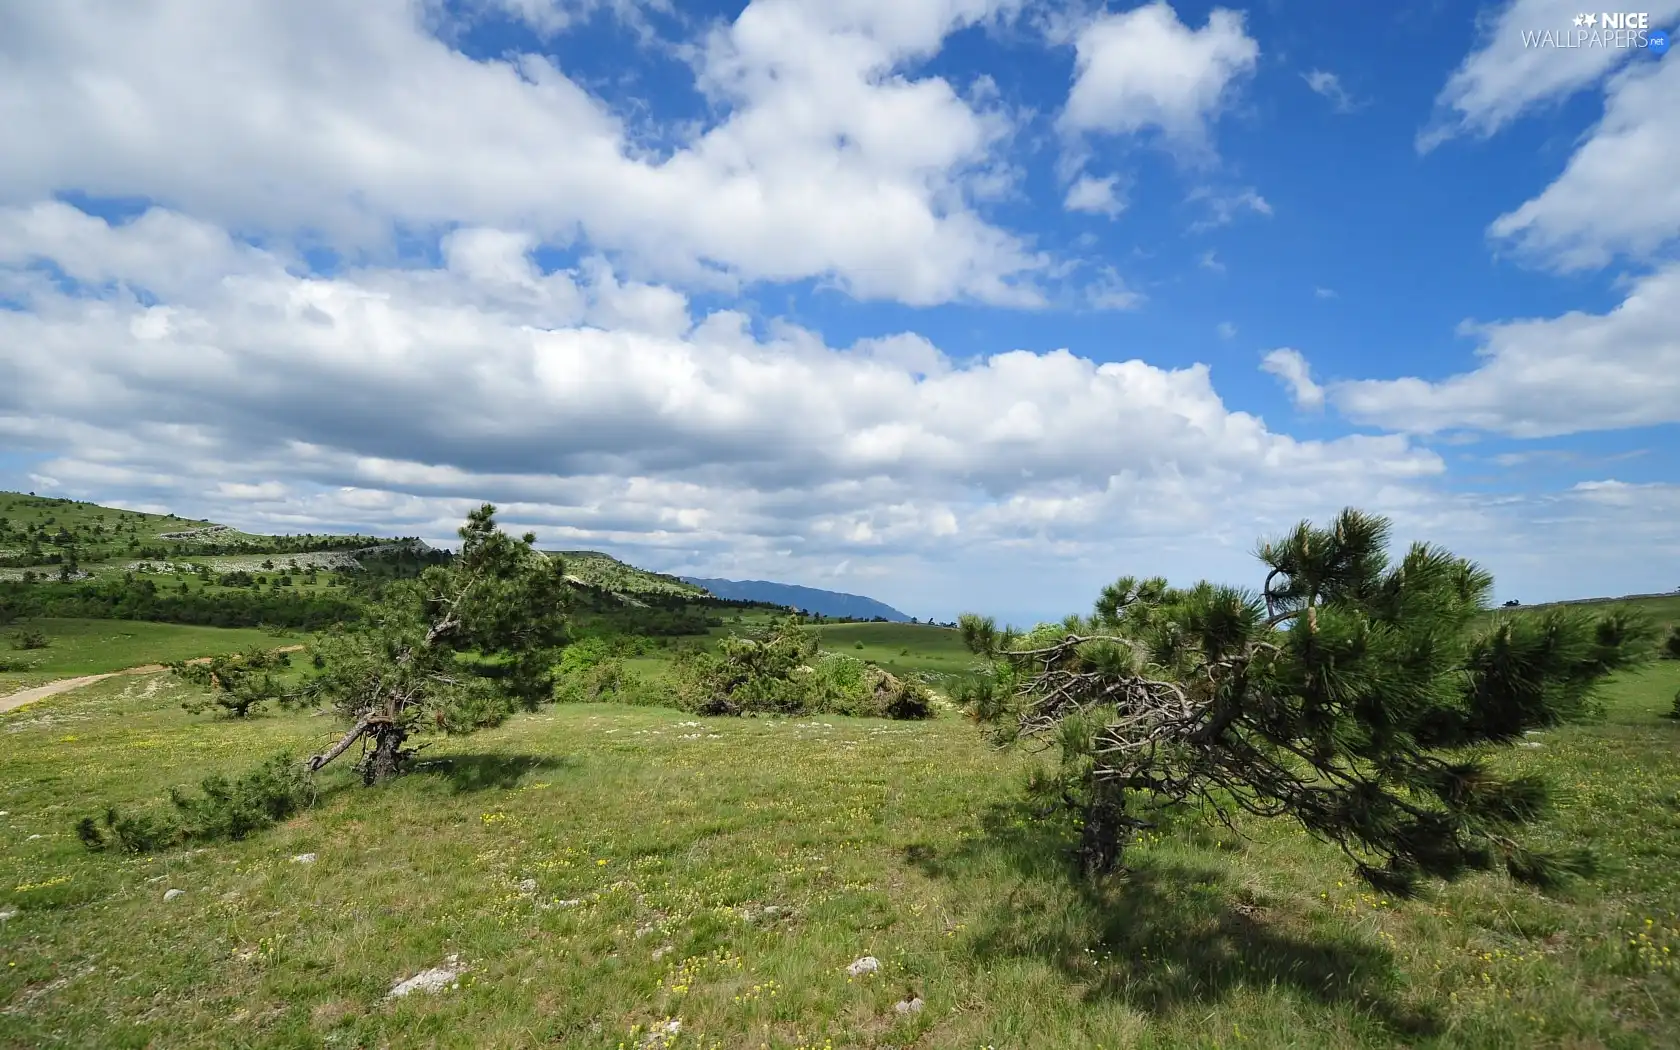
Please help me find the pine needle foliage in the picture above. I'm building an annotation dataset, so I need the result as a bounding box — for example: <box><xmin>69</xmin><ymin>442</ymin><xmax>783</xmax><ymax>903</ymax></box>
<box><xmin>173</xmin><ymin>647</ymin><xmax>295</xmax><ymax>717</ymax></box>
<box><xmin>958</xmin><ymin>509</ymin><xmax>1656</xmax><ymax>895</ymax></box>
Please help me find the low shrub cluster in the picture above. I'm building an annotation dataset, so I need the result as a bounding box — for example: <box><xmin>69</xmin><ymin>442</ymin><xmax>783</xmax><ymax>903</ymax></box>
<box><xmin>672</xmin><ymin>622</ymin><xmax>934</xmax><ymax>719</ymax></box>
<box><xmin>75</xmin><ymin>753</ymin><xmax>313</xmax><ymax>853</ymax></box>
<box><xmin>551</xmin><ymin>637</ymin><xmax>663</xmax><ymax>707</ymax></box>
<box><xmin>1663</xmin><ymin>623</ymin><xmax>1680</xmax><ymax>660</ymax></box>
<box><xmin>173</xmin><ymin>647</ymin><xmax>297</xmax><ymax>718</ymax></box>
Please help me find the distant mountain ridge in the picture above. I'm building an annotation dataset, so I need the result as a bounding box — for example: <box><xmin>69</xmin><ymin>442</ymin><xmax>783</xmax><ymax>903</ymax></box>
<box><xmin>681</xmin><ymin>577</ymin><xmax>910</xmax><ymax>622</ymax></box>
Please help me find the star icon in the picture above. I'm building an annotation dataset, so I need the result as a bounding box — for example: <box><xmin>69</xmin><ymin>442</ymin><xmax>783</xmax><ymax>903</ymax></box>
<box><xmin>1574</xmin><ymin>13</ymin><xmax>1587</xmax><ymax>26</ymax></box>
<box><xmin>1583</xmin><ymin>12</ymin><xmax>1598</xmax><ymax>26</ymax></box>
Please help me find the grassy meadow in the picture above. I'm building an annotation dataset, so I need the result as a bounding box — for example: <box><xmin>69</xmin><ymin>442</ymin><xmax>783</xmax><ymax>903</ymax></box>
<box><xmin>0</xmin><ymin>619</ymin><xmax>297</xmax><ymax>694</ymax></box>
<box><xmin>1</xmin><ymin>621</ymin><xmax>1677</xmax><ymax>1048</ymax></box>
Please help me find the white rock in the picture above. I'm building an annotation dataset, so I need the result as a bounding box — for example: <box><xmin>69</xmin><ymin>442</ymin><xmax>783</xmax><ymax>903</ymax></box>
<box><xmin>387</xmin><ymin>954</ymin><xmax>466</xmax><ymax>998</ymax></box>
<box><xmin>163</xmin><ymin>889</ymin><xmax>185</xmax><ymax>901</ymax></box>
<box><xmin>846</xmin><ymin>956</ymin><xmax>881</xmax><ymax>976</ymax></box>
<box><xmin>1517</xmin><ymin>741</ymin><xmax>1544</xmax><ymax>749</ymax></box>
<box><xmin>517</xmin><ymin>878</ymin><xmax>538</xmax><ymax>894</ymax></box>
<box><xmin>894</xmin><ymin>996</ymin><xmax>925</xmax><ymax>1015</ymax></box>
<box><xmin>652</xmin><ymin>944</ymin><xmax>674</xmax><ymax>961</ymax></box>
<box><xmin>0</xmin><ymin>908</ymin><xmax>17</xmax><ymax>921</ymax></box>
<box><xmin>291</xmin><ymin>853</ymin><xmax>317</xmax><ymax>864</ymax></box>
<box><xmin>27</xmin><ymin>834</ymin><xmax>42</xmax><ymax>841</ymax></box>
<box><xmin>639</xmin><ymin>1019</ymin><xmax>681</xmax><ymax>1047</ymax></box>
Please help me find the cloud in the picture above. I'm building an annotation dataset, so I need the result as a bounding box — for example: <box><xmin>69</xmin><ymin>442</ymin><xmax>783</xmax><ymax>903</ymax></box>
<box><xmin>1187</xmin><ymin>186</ymin><xmax>1271</xmax><ymax>232</ymax></box>
<box><xmin>1417</xmin><ymin>0</ymin><xmax>1680</xmax><ymax>149</ymax></box>
<box><xmin>1331</xmin><ymin>264</ymin><xmax>1680</xmax><ymax>437</ymax></box>
<box><xmin>1314</xmin><ymin>286</ymin><xmax>1336</xmax><ymax>299</ymax></box>
<box><xmin>1216</xmin><ymin>321</ymin><xmax>1236</xmax><ymax>339</ymax></box>
<box><xmin>458</xmin><ymin>0</ymin><xmax>673</xmax><ymax>39</ymax></box>
<box><xmin>0</xmin><ymin>0</ymin><xmax>1043</xmax><ymax>306</ymax></box>
<box><xmin>1057</xmin><ymin>1</ymin><xmax>1258</xmax><ymax>152</ymax></box>
<box><xmin>1261</xmin><ymin>348</ymin><xmax>1325</xmax><ymax>410</ymax></box>
<box><xmin>1064</xmin><ymin>174</ymin><xmax>1127</xmax><ymax>217</ymax></box>
<box><xmin>0</xmin><ymin>202</ymin><xmax>1462</xmax><ymax>619</ymax></box>
<box><xmin>1199</xmin><ymin>249</ymin><xmax>1225</xmax><ymax>273</ymax></box>
<box><xmin>1084</xmin><ymin>266</ymin><xmax>1146</xmax><ymax>310</ymax></box>
<box><xmin>1486</xmin><ymin>59</ymin><xmax>1680</xmax><ymax>272</ymax></box>
<box><xmin>1302</xmin><ymin>69</ymin><xmax>1356</xmax><ymax>113</ymax></box>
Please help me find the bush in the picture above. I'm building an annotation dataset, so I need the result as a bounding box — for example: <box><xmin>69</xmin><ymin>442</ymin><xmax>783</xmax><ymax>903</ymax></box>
<box><xmin>10</xmin><ymin>628</ymin><xmax>48</xmax><ymax>650</ymax></box>
<box><xmin>552</xmin><ymin>638</ymin><xmax>662</xmax><ymax>706</ymax></box>
<box><xmin>76</xmin><ymin>753</ymin><xmax>312</xmax><ymax>853</ymax></box>
<box><xmin>674</xmin><ymin>622</ymin><xmax>935</xmax><ymax>719</ymax></box>
<box><xmin>1663</xmin><ymin>625</ymin><xmax>1680</xmax><ymax>660</ymax></box>
<box><xmin>1669</xmin><ymin>688</ymin><xmax>1680</xmax><ymax>721</ymax></box>
<box><xmin>174</xmin><ymin>648</ymin><xmax>294</xmax><ymax>717</ymax></box>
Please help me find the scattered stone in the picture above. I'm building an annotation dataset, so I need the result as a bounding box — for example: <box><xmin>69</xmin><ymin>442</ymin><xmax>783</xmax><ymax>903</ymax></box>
<box><xmin>26</xmin><ymin>834</ymin><xmax>42</xmax><ymax>841</ymax></box>
<box><xmin>639</xmin><ymin>1019</ymin><xmax>682</xmax><ymax>1047</ymax></box>
<box><xmin>1517</xmin><ymin>741</ymin><xmax>1545</xmax><ymax>749</ymax></box>
<box><xmin>291</xmin><ymin>853</ymin><xmax>317</xmax><ymax>864</ymax></box>
<box><xmin>894</xmin><ymin>996</ymin><xmax>925</xmax><ymax>1015</ymax></box>
<box><xmin>517</xmin><ymin>878</ymin><xmax>538</xmax><ymax>894</ymax></box>
<box><xmin>0</xmin><ymin>908</ymin><xmax>17</xmax><ymax>921</ymax></box>
<box><xmin>163</xmin><ymin>889</ymin><xmax>185</xmax><ymax>901</ymax></box>
<box><xmin>635</xmin><ymin>923</ymin><xmax>656</xmax><ymax>938</ymax></box>
<box><xmin>652</xmin><ymin>944</ymin><xmax>674</xmax><ymax>961</ymax></box>
<box><xmin>387</xmin><ymin>954</ymin><xmax>466</xmax><ymax>998</ymax></box>
<box><xmin>846</xmin><ymin>956</ymin><xmax>881</xmax><ymax>976</ymax></box>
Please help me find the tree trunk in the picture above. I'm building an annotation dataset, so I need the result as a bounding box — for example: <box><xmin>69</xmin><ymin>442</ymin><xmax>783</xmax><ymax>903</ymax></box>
<box><xmin>1078</xmin><ymin>778</ymin><xmax>1129</xmax><ymax>876</ymax></box>
<box><xmin>364</xmin><ymin>724</ymin><xmax>409</xmax><ymax>784</ymax></box>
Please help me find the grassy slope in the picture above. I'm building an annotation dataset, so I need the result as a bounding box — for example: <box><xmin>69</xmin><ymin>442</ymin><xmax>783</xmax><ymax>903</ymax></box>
<box><xmin>802</xmin><ymin>622</ymin><xmax>975</xmax><ymax>681</ymax></box>
<box><xmin>550</xmin><ymin>551</ymin><xmax>708</xmax><ymax>600</ymax></box>
<box><xmin>1</xmin><ymin>657</ymin><xmax>1676</xmax><ymax>1048</ymax></box>
<box><xmin>0</xmin><ymin>492</ymin><xmax>395</xmax><ymax>582</ymax></box>
<box><xmin>0</xmin><ymin>619</ymin><xmax>296</xmax><ymax>693</ymax></box>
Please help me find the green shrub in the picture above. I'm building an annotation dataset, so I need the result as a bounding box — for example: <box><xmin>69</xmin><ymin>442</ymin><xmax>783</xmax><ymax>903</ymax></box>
<box><xmin>76</xmin><ymin>753</ymin><xmax>312</xmax><ymax>853</ymax></box>
<box><xmin>673</xmin><ymin>622</ymin><xmax>935</xmax><ymax>719</ymax></box>
<box><xmin>1663</xmin><ymin>624</ymin><xmax>1680</xmax><ymax>660</ymax></box>
<box><xmin>173</xmin><ymin>647</ymin><xmax>293</xmax><ymax>717</ymax></box>
<box><xmin>10</xmin><ymin>627</ymin><xmax>48</xmax><ymax>650</ymax></box>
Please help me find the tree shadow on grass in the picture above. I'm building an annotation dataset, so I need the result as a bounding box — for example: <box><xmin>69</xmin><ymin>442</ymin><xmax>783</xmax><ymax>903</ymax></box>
<box><xmin>410</xmin><ymin>752</ymin><xmax>575</xmax><ymax>793</ymax></box>
<box><xmin>903</xmin><ymin>802</ymin><xmax>1441</xmax><ymax>1039</ymax></box>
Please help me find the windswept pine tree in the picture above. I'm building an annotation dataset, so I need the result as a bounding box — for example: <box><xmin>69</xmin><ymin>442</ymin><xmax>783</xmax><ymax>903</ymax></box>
<box><xmin>302</xmin><ymin>504</ymin><xmax>572</xmax><ymax>783</ymax></box>
<box><xmin>78</xmin><ymin>505</ymin><xmax>574</xmax><ymax>851</ymax></box>
<box><xmin>958</xmin><ymin>509</ymin><xmax>1656</xmax><ymax>895</ymax></box>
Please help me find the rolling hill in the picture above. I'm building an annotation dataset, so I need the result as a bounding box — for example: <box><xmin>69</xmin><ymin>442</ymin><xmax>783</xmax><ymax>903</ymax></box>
<box><xmin>545</xmin><ymin>551</ymin><xmax>709</xmax><ymax>601</ymax></box>
<box><xmin>682</xmin><ymin>576</ymin><xmax>911</xmax><ymax>621</ymax></box>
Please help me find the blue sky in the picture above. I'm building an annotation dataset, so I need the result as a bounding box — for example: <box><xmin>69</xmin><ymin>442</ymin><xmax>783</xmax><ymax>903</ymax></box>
<box><xmin>0</xmin><ymin>0</ymin><xmax>1675</xmax><ymax>625</ymax></box>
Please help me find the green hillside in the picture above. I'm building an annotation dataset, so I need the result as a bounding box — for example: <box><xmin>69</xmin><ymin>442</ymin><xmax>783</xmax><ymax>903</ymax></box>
<box><xmin>547</xmin><ymin>550</ymin><xmax>710</xmax><ymax>600</ymax></box>
<box><xmin>0</xmin><ymin>492</ymin><xmax>400</xmax><ymax>580</ymax></box>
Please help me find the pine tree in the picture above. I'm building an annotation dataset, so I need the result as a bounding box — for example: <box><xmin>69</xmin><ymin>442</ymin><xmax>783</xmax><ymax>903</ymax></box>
<box><xmin>958</xmin><ymin>509</ymin><xmax>1656</xmax><ymax>895</ymax></box>
<box><xmin>297</xmin><ymin>504</ymin><xmax>571</xmax><ymax>783</ymax></box>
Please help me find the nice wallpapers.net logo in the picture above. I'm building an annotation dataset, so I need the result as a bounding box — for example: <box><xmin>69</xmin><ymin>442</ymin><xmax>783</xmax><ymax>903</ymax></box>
<box><xmin>1520</xmin><ymin>12</ymin><xmax>1671</xmax><ymax>53</ymax></box>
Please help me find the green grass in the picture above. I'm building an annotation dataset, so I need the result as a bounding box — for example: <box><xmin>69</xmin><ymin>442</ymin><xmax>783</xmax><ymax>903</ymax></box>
<box><xmin>2</xmin><ymin>653</ymin><xmax>1676</xmax><ymax>1047</ymax></box>
<box><xmin>0</xmin><ymin>619</ymin><xmax>297</xmax><ymax>693</ymax></box>
<box><xmin>801</xmin><ymin>622</ymin><xmax>976</xmax><ymax>682</ymax></box>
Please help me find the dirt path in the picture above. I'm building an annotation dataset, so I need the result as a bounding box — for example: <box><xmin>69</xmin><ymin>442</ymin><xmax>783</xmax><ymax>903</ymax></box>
<box><xmin>0</xmin><ymin>645</ymin><xmax>305</xmax><ymax>715</ymax></box>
